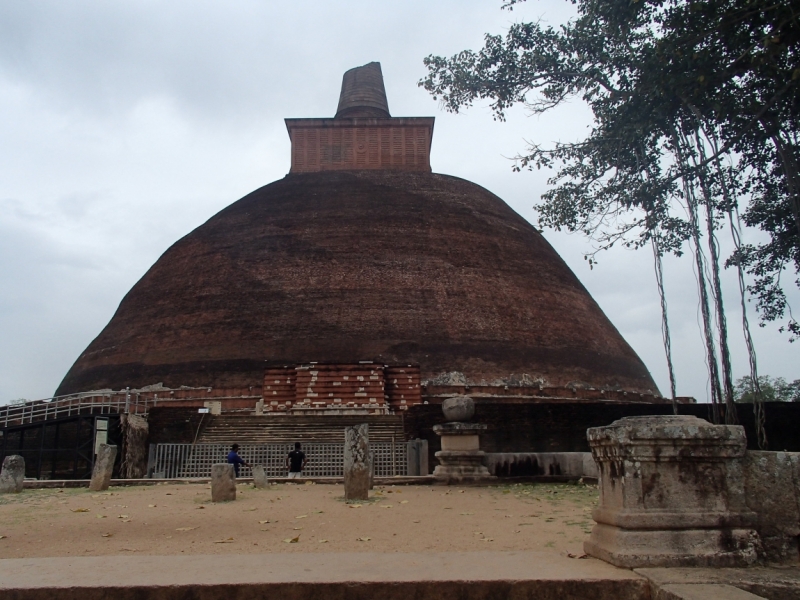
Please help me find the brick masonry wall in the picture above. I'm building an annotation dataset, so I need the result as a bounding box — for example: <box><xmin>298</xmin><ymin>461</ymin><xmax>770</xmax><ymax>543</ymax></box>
<box><xmin>261</xmin><ymin>364</ymin><xmax>422</xmax><ymax>413</ymax></box>
<box><xmin>385</xmin><ymin>366</ymin><xmax>421</xmax><ymax>412</ymax></box>
<box><xmin>287</xmin><ymin>119</ymin><xmax>433</xmax><ymax>173</ymax></box>
<box><xmin>294</xmin><ymin>364</ymin><xmax>386</xmax><ymax>411</ymax></box>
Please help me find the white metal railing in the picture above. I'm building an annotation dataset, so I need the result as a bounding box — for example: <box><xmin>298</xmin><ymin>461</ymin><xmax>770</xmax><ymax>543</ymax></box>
<box><xmin>0</xmin><ymin>389</ymin><xmax>262</xmax><ymax>428</ymax></box>
<box><xmin>0</xmin><ymin>392</ymin><xmax>147</xmax><ymax>428</ymax></box>
<box><xmin>151</xmin><ymin>442</ymin><xmax>408</xmax><ymax>479</ymax></box>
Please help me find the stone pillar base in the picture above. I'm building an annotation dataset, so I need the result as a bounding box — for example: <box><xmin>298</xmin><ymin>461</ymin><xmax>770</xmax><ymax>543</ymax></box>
<box><xmin>432</xmin><ymin>411</ymin><xmax>495</xmax><ymax>485</ymax></box>
<box><xmin>433</xmin><ymin>450</ymin><xmax>495</xmax><ymax>483</ymax></box>
<box><xmin>584</xmin><ymin>523</ymin><xmax>759</xmax><ymax>568</ymax></box>
<box><xmin>585</xmin><ymin>415</ymin><xmax>761</xmax><ymax>569</ymax></box>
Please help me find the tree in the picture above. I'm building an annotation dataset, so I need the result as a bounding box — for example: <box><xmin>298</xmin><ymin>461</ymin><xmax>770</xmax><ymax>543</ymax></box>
<box><xmin>735</xmin><ymin>375</ymin><xmax>800</xmax><ymax>402</ymax></box>
<box><xmin>420</xmin><ymin>0</ymin><xmax>799</xmax><ymax>436</ymax></box>
<box><xmin>420</xmin><ymin>0</ymin><xmax>799</xmax><ymax>337</ymax></box>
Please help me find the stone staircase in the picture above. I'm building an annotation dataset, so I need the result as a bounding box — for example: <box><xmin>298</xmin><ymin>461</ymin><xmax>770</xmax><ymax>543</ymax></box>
<box><xmin>195</xmin><ymin>414</ymin><xmax>406</xmax><ymax>444</ymax></box>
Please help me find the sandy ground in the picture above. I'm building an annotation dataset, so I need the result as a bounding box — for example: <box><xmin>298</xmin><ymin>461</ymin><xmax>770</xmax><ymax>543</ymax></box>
<box><xmin>0</xmin><ymin>481</ymin><xmax>597</xmax><ymax>558</ymax></box>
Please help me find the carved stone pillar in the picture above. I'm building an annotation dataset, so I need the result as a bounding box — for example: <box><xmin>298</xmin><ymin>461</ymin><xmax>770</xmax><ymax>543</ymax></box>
<box><xmin>344</xmin><ymin>424</ymin><xmax>370</xmax><ymax>501</ymax></box>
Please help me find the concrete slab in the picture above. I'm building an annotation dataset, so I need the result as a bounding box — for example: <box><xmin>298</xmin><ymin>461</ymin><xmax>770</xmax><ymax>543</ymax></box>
<box><xmin>654</xmin><ymin>584</ymin><xmax>766</xmax><ymax>600</ymax></box>
<box><xmin>0</xmin><ymin>551</ymin><xmax>648</xmax><ymax>600</ymax></box>
<box><xmin>638</xmin><ymin>567</ymin><xmax>800</xmax><ymax>600</ymax></box>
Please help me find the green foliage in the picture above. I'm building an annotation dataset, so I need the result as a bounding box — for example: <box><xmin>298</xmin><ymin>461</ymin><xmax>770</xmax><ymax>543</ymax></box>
<box><xmin>420</xmin><ymin>0</ymin><xmax>800</xmax><ymax>339</ymax></box>
<box><xmin>734</xmin><ymin>375</ymin><xmax>800</xmax><ymax>403</ymax></box>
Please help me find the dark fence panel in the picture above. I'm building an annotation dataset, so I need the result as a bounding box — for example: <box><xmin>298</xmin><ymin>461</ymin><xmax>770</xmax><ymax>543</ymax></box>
<box><xmin>0</xmin><ymin>414</ymin><xmax>121</xmax><ymax>480</ymax></box>
<box><xmin>403</xmin><ymin>401</ymin><xmax>800</xmax><ymax>468</ymax></box>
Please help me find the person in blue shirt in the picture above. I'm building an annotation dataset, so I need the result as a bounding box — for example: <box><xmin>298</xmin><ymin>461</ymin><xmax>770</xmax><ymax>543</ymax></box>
<box><xmin>226</xmin><ymin>444</ymin><xmax>251</xmax><ymax>477</ymax></box>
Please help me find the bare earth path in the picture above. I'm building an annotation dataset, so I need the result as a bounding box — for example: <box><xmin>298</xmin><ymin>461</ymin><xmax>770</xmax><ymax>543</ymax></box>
<box><xmin>0</xmin><ymin>481</ymin><xmax>597</xmax><ymax>558</ymax></box>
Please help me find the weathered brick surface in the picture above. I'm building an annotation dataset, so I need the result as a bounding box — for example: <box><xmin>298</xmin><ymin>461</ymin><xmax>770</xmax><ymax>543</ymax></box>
<box><xmin>295</xmin><ymin>364</ymin><xmax>384</xmax><ymax>406</ymax></box>
<box><xmin>258</xmin><ymin>364</ymin><xmax>421</xmax><ymax>413</ymax></box>
<box><xmin>55</xmin><ymin>170</ymin><xmax>658</xmax><ymax>397</ymax></box>
<box><xmin>335</xmin><ymin>62</ymin><xmax>391</xmax><ymax>119</ymax></box>
<box><xmin>287</xmin><ymin>119</ymin><xmax>433</xmax><ymax>173</ymax></box>
<box><xmin>286</xmin><ymin>62</ymin><xmax>432</xmax><ymax>174</ymax></box>
<box><xmin>385</xmin><ymin>366</ymin><xmax>421</xmax><ymax>412</ymax></box>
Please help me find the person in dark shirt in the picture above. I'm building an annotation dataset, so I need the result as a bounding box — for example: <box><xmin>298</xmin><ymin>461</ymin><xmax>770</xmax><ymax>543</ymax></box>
<box><xmin>285</xmin><ymin>442</ymin><xmax>307</xmax><ymax>479</ymax></box>
<box><xmin>227</xmin><ymin>443</ymin><xmax>251</xmax><ymax>477</ymax></box>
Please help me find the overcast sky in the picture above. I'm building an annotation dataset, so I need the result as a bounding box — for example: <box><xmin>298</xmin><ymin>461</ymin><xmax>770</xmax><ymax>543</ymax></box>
<box><xmin>1</xmin><ymin>0</ymin><xmax>798</xmax><ymax>404</ymax></box>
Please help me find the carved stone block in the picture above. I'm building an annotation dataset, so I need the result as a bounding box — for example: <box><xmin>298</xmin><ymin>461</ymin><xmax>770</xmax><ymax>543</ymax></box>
<box><xmin>584</xmin><ymin>415</ymin><xmax>759</xmax><ymax>568</ymax></box>
<box><xmin>433</xmin><ymin>422</ymin><xmax>494</xmax><ymax>484</ymax></box>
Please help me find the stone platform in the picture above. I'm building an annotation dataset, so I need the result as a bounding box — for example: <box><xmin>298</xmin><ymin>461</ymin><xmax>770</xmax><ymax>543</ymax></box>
<box><xmin>0</xmin><ymin>551</ymin><xmax>646</xmax><ymax>600</ymax></box>
<box><xmin>2</xmin><ymin>551</ymin><xmax>796</xmax><ymax>600</ymax></box>
<box><xmin>638</xmin><ymin>567</ymin><xmax>800</xmax><ymax>600</ymax></box>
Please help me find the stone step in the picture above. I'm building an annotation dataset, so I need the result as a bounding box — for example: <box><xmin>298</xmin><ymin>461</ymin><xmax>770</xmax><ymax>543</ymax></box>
<box><xmin>0</xmin><ymin>551</ymin><xmax>649</xmax><ymax>600</ymax></box>
<box><xmin>636</xmin><ymin>567</ymin><xmax>800</xmax><ymax>600</ymax></box>
<box><xmin>196</xmin><ymin>414</ymin><xmax>405</xmax><ymax>445</ymax></box>
<box><xmin>652</xmin><ymin>584</ymin><xmax>767</xmax><ymax>600</ymax></box>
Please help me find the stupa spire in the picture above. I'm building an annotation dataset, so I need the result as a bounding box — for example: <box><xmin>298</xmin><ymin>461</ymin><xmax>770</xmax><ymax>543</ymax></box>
<box><xmin>285</xmin><ymin>63</ymin><xmax>433</xmax><ymax>173</ymax></box>
<box><xmin>335</xmin><ymin>62</ymin><xmax>391</xmax><ymax>119</ymax></box>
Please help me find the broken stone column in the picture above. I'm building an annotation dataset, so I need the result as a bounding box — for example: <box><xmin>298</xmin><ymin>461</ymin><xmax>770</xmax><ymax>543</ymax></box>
<box><xmin>418</xmin><ymin>439</ymin><xmax>429</xmax><ymax>476</ymax></box>
<box><xmin>211</xmin><ymin>463</ymin><xmax>237</xmax><ymax>502</ymax></box>
<box><xmin>406</xmin><ymin>439</ymin><xmax>430</xmax><ymax>476</ymax></box>
<box><xmin>344</xmin><ymin>424</ymin><xmax>370</xmax><ymax>501</ymax></box>
<box><xmin>0</xmin><ymin>455</ymin><xmax>25</xmax><ymax>493</ymax></box>
<box><xmin>433</xmin><ymin>396</ymin><xmax>494</xmax><ymax>484</ymax></box>
<box><xmin>252</xmin><ymin>465</ymin><xmax>269</xmax><ymax>489</ymax></box>
<box><xmin>121</xmin><ymin>414</ymin><xmax>148</xmax><ymax>479</ymax></box>
<box><xmin>584</xmin><ymin>415</ymin><xmax>759</xmax><ymax>568</ymax></box>
<box><xmin>89</xmin><ymin>444</ymin><xmax>117</xmax><ymax>492</ymax></box>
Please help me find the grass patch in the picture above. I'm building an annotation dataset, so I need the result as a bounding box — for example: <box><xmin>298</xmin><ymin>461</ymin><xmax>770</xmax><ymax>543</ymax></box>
<box><xmin>0</xmin><ymin>487</ymin><xmax>90</xmax><ymax>506</ymax></box>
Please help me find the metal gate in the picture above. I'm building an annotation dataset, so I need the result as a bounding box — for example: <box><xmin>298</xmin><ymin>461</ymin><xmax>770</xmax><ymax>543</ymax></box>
<box><xmin>151</xmin><ymin>442</ymin><xmax>407</xmax><ymax>479</ymax></box>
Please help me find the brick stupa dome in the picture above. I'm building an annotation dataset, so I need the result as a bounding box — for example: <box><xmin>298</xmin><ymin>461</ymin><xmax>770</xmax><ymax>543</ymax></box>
<box><xmin>55</xmin><ymin>63</ymin><xmax>659</xmax><ymax>399</ymax></box>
